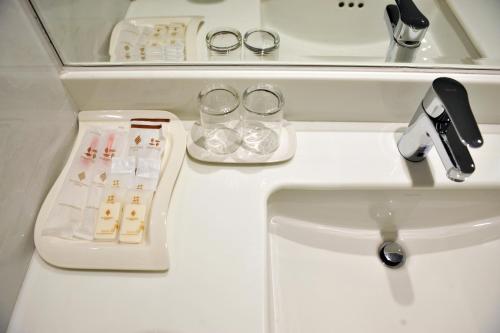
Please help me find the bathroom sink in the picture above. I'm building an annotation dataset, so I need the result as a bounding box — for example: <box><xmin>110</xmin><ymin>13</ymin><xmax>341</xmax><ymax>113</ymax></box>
<box><xmin>267</xmin><ymin>188</ymin><xmax>500</xmax><ymax>332</ymax></box>
<box><xmin>261</xmin><ymin>0</ymin><xmax>479</xmax><ymax>63</ymax></box>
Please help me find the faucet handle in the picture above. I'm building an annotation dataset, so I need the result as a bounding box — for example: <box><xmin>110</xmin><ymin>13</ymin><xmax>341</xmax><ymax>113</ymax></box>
<box><xmin>395</xmin><ymin>0</ymin><xmax>429</xmax><ymax>31</ymax></box>
<box><xmin>424</xmin><ymin>77</ymin><xmax>484</xmax><ymax>148</ymax></box>
<box><xmin>446</xmin><ymin>124</ymin><xmax>476</xmax><ymax>176</ymax></box>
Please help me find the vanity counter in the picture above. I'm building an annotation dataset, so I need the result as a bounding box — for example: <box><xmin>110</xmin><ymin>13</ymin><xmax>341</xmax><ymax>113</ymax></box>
<box><xmin>8</xmin><ymin>122</ymin><xmax>500</xmax><ymax>333</ymax></box>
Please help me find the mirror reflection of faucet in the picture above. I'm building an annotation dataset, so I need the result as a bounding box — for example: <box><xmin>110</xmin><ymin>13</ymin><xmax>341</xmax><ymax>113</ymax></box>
<box><xmin>398</xmin><ymin>77</ymin><xmax>483</xmax><ymax>182</ymax></box>
<box><xmin>384</xmin><ymin>0</ymin><xmax>429</xmax><ymax>63</ymax></box>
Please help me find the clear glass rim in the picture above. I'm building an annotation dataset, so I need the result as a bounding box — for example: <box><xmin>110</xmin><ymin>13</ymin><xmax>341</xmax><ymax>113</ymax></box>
<box><xmin>243</xmin><ymin>29</ymin><xmax>280</xmax><ymax>54</ymax></box>
<box><xmin>242</xmin><ymin>83</ymin><xmax>284</xmax><ymax>116</ymax></box>
<box><xmin>206</xmin><ymin>27</ymin><xmax>242</xmax><ymax>53</ymax></box>
<box><xmin>198</xmin><ymin>84</ymin><xmax>240</xmax><ymax>116</ymax></box>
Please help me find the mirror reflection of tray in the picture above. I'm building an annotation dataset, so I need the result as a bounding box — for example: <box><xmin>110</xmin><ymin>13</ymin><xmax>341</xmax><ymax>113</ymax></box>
<box><xmin>109</xmin><ymin>16</ymin><xmax>203</xmax><ymax>62</ymax></box>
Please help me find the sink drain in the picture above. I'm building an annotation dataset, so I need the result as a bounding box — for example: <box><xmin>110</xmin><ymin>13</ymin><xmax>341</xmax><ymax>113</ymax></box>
<box><xmin>378</xmin><ymin>241</ymin><xmax>406</xmax><ymax>268</ymax></box>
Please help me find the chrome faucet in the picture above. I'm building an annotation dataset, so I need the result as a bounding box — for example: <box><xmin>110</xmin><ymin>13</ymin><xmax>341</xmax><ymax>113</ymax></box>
<box><xmin>385</xmin><ymin>0</ymin><xmax>429</xmax><ymax>62</ymax></box>
<box><xmin>397</xmin><ymin>77</ymin><xmax>483</xmax><ymax>182</ymax></box>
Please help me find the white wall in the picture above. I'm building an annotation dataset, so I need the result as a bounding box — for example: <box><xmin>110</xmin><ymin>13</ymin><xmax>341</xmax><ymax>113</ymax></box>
<box><xmin>61</xmin><ymin>69</ymin><xmax>500</xmax><ymax>124</ymax></box>
<box><xmin>0</xmin><ymin>0</ymin><xmax>77</xmax><ymax>330</ymax></box>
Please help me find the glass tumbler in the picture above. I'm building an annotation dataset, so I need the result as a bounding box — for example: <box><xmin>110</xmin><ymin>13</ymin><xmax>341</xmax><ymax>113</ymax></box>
<box><xmin>242</xmin><ymin>84</ymin><xmax>284</xmax><ymax>154</ymax></box>
<box><xmin>198</xmin><ymin>84</ymin><xmax>242</xmax><ymax>154</ymax></box>
<box><xmin>206</xmin><ymin>28</ymin><xmax>242</xmax><ymax>61</ymax></box>
<box><xmin>243</xmin><ymin>29</ymin><xmax>280</xmax><ymax>61</ymax></box>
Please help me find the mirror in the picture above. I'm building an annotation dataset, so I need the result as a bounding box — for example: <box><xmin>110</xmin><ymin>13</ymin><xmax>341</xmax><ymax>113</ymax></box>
<box><xmin>29</xmin><ymin>0</ymin><xmax>499</xmax><ymax>69</ymax></box>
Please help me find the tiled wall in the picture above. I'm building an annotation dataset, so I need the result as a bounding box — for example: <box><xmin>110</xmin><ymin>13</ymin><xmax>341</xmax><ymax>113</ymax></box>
<box><xmin>0</xmin><ymin>0</ymin><xmax>77</xmax><ymax>330</ymax></box>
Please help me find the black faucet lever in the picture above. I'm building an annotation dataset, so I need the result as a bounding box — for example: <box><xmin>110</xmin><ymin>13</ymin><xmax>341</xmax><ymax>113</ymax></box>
<box><xmin>428</xmin><ymin>78</ymin><xmax>483</xmax><ymax>148</ymax></box>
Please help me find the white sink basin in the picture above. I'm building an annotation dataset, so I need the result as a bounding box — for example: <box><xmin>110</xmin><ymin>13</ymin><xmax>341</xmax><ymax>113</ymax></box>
<box><xmin>267</xmin><ymin>188</ymin><xmax>500</xmax><ymax>332</ymax></box>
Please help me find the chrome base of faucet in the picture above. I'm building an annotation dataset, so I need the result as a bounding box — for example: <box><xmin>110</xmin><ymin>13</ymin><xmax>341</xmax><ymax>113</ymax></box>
<box><xmin>386</xmin><ymin>39</ymin><xmax>418</xmax><ymax>63</ymax></box>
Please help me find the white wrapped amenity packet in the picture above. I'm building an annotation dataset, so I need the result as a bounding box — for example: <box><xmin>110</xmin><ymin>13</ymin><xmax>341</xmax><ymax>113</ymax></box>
<box><xmin>43</xmin><ymin>129</ymin><xmax>101</xmax><ymax>238</ymax></box>
<box><xmin>128</xmin><ymin>121</ymin><xmax>165</xmax><ymax>160</ymax></box>
<box><xmin>74</xmin><ymin>129</ymin><xmax>128</xmax><ymax>240</ymax></box>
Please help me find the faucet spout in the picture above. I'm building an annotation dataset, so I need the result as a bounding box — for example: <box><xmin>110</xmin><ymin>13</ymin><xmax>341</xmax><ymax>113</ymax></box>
<box><xmin>397</xmin><ymin>78</ymin><xmax>483</xmax><ymax>182</ymax></box>
<box><xmin>385</xmin><ymin>0</ymin><xmax>429</xmax><ymax>62</ymax></box>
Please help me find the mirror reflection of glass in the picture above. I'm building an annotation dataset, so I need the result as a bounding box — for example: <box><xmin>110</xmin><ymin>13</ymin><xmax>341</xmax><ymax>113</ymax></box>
<box><xmin>206</xmin><ymin>27</ymin><xmax>242</xmax><ymax>61</ymax></box>
<box><xmin>29</xmin><ymin>0</ymin><xmax>500</xmax><ymax>68</ymax></box>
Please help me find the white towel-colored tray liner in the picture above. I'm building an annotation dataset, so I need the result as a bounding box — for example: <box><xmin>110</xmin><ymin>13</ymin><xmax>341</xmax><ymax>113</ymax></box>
<box><xmin>187</xmin><ymin>121</ymin><xmax>296</xmax><ymax>164</ymax></box>
<box><xmin>109</xmin><ymin>16</ymin><xmax>203</xmax><ymax>62</ymax></box>
<box><xmin>34</xmin><ymin>110</ymin><xmax>186</xmax><ymax>271</ymax></box>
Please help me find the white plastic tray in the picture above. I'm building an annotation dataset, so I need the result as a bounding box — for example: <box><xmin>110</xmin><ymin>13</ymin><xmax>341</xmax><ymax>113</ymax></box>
<box><xmin>109</xmin><ymin>16</ymin><xmax>203</xmax><ymax>62</ymax></box>
<box><xmin>34</xmin><ymin>110</ymin><xmax>186</xmax><ymax>271</ymax></box>
<box><xmin>187</xmin><ymin>121</ymin><xmax>296</xmax><ymax>164</ymax></box>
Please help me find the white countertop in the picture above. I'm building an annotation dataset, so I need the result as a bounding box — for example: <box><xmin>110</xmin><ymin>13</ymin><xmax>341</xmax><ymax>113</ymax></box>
<box><xmin>8</xmin><ymin>122</ymin><xmax>500</xmax><ymax>333</ymax></box>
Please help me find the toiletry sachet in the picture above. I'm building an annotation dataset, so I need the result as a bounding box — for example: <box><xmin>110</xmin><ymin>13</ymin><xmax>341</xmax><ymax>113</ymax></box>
<box><xmin>93</xmin><ymin>156</ymin><xmax>136</xmax><ymax>241</ymax></box>
<box><xmin>74</xmin><ymin>129</ymin><xmax>128</xmax><ymax>240</ymax></box>
<box><xmin>128</xmin><ymin>121</ymin><xmax>165</xmax><ymax>160</ymax></box>
<box><xmin>43</xmin><ymin>129</ymin><xmax>101</xmax><ymax>238</ymax></box>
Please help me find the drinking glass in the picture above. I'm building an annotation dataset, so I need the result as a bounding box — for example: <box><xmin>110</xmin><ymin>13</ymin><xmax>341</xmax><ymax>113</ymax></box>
<box><xmin>198</xmin><ymin>84</ymin><xmax>241</xmax><ymax>154</ymax></box>
<box><xmin>242</xmin><ymin>84</ymin><xmax>284</xmax><ymax>154</ymax></box>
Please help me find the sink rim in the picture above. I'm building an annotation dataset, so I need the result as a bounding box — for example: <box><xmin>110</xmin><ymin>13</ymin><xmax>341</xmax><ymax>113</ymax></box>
<box><xmin>266</xmin><ymin>186</ymin><xmax>500</xmax><ymax>255</ymax></box>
